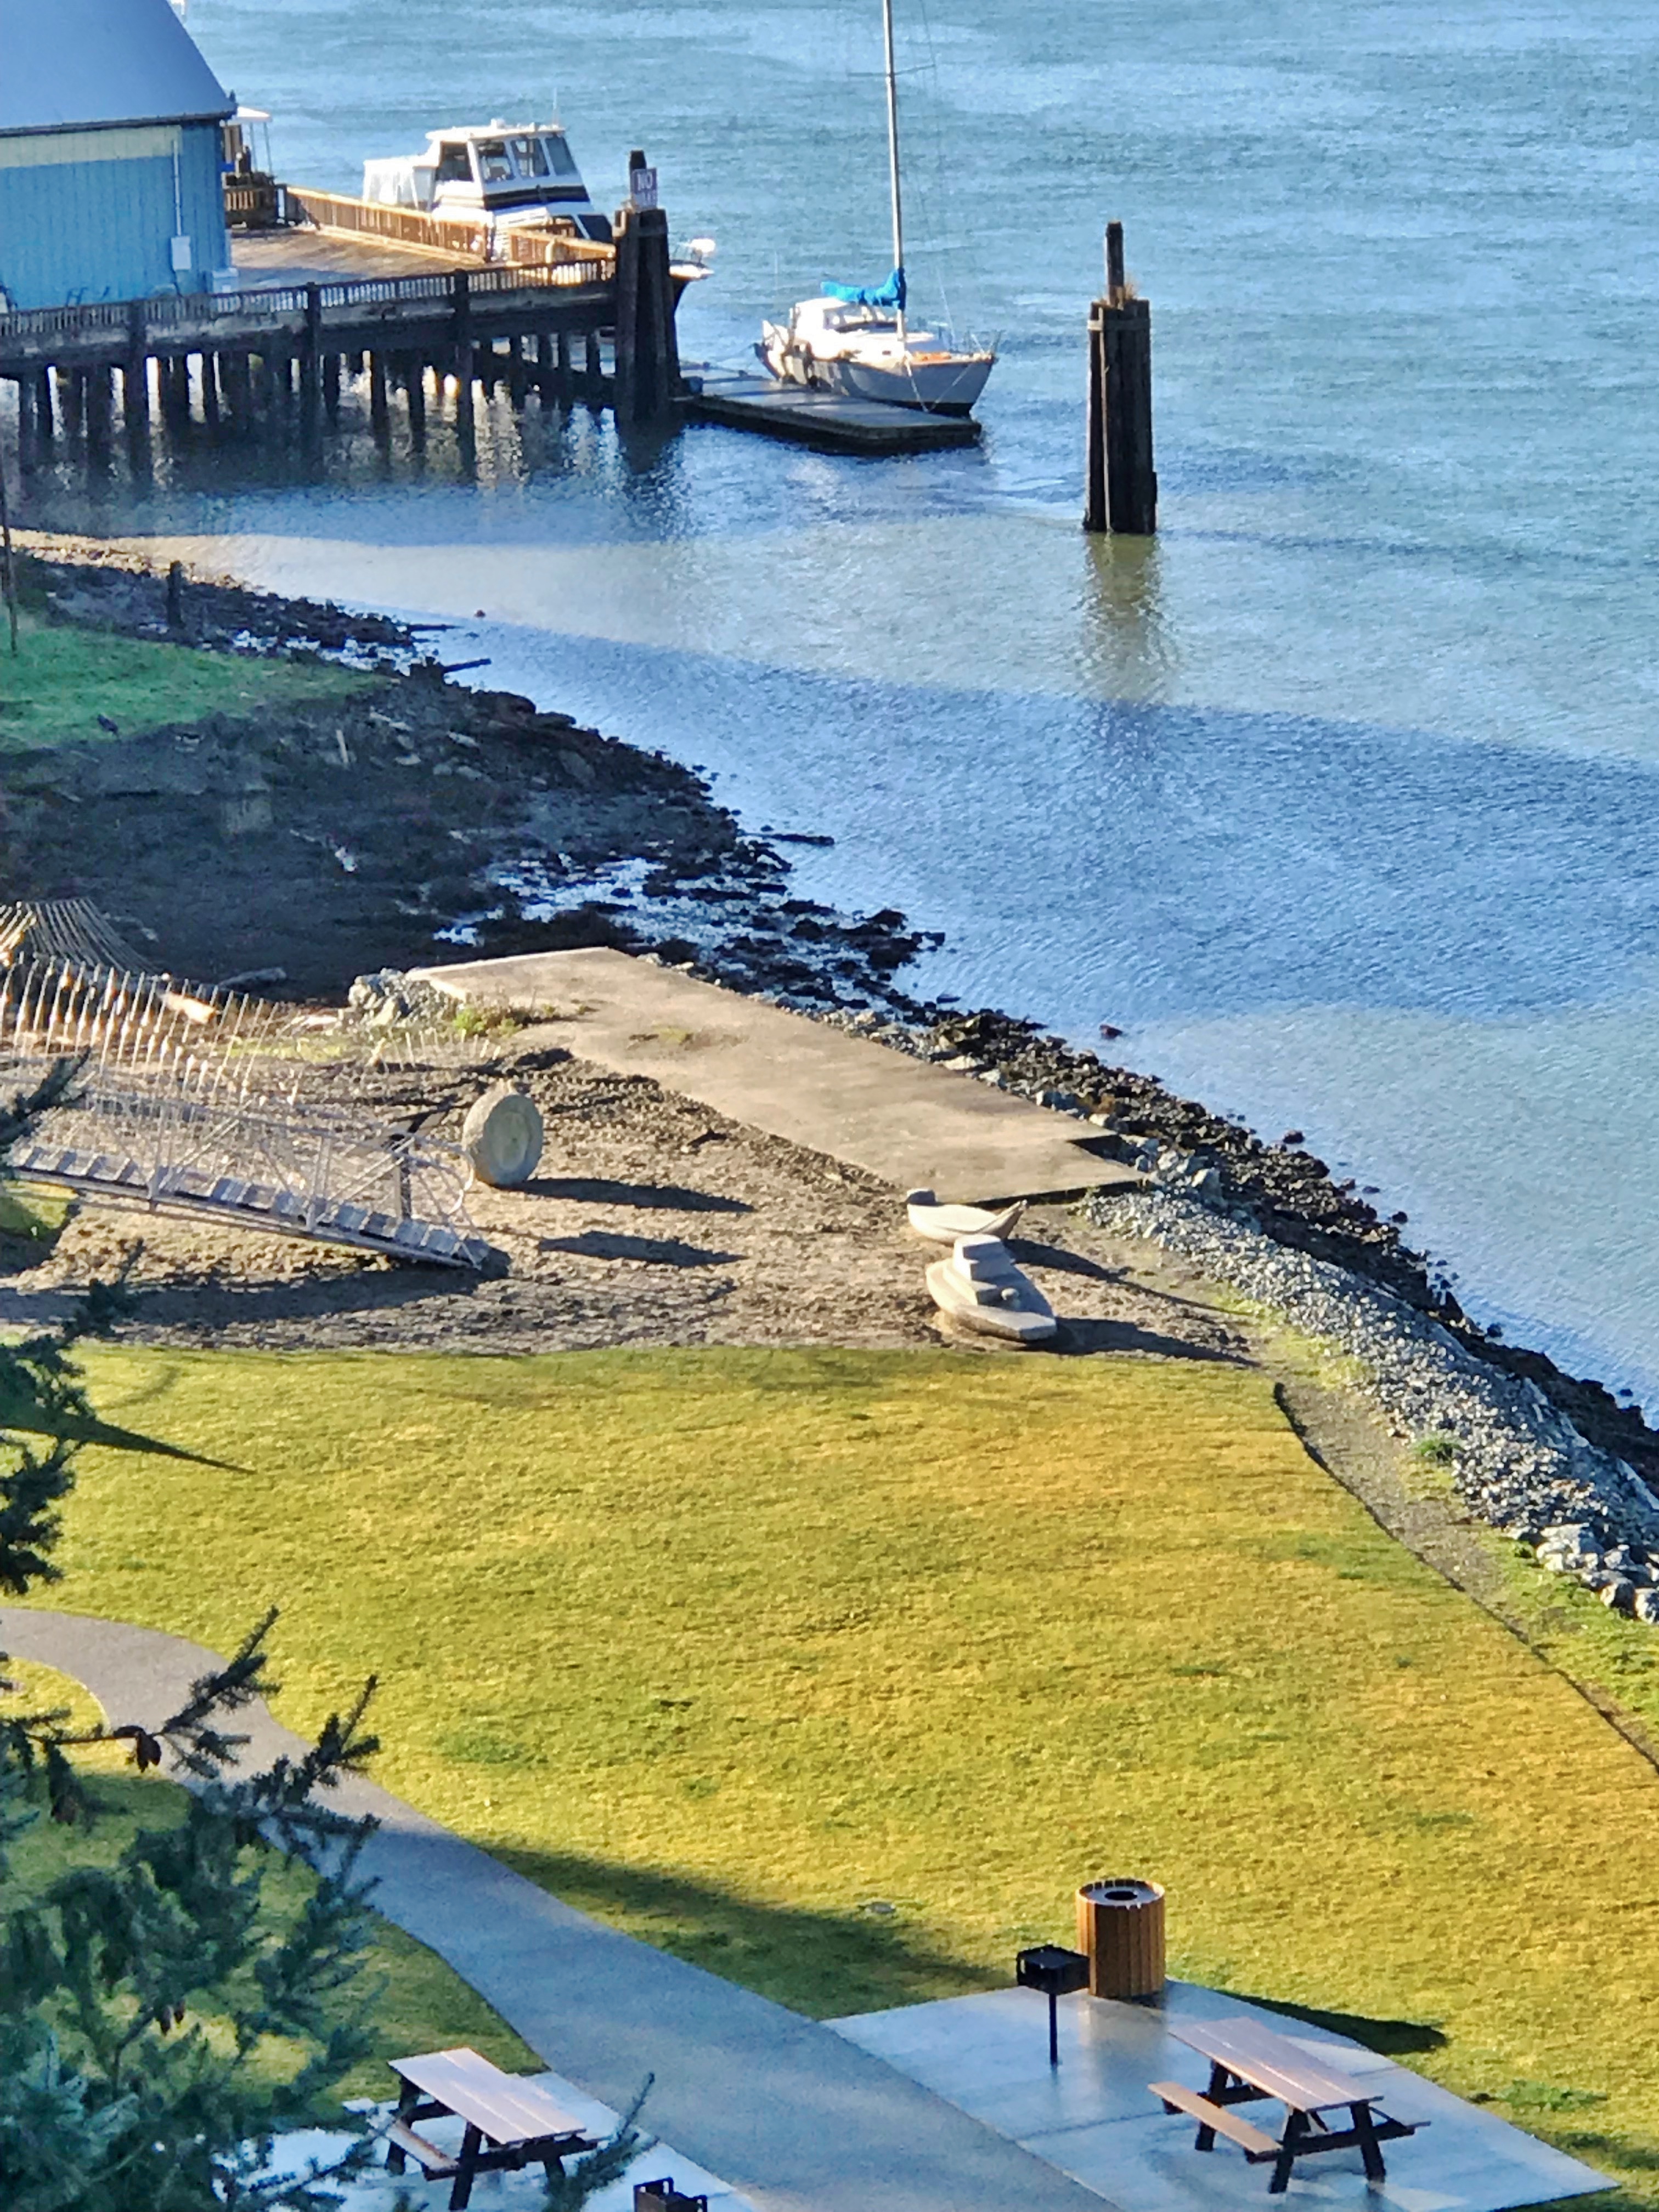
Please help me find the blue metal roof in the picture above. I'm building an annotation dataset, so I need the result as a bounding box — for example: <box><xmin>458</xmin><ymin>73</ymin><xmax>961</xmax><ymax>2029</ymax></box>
<box><xmin>0</xmin><ymin>0</ymin><xmax>233</xmax><ymax>136</ymax></box>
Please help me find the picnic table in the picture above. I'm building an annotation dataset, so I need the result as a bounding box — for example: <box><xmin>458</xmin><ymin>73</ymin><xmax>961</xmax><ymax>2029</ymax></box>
<box><xmin>1152</xmin><ymin>2015</ymin><xmax>1423</xmax><ymax>2195</ymax></box>
<box><xmin>384</xmin><ymin>2046</ymin><xmax>599</xmax><ymax>2210</ymax></box>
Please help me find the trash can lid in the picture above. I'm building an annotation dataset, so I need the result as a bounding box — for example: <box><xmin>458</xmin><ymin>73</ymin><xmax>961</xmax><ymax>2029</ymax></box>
<box><xmin>1078</xmin><ymin>1877</ymin><xmax>1164</xmax><ymax>1907</ymax></box>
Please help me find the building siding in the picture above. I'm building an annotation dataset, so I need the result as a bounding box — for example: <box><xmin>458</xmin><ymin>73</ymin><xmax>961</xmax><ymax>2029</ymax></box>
<box><xmin>0</xmin><ymin>118</ymin><xmax>229</xmax><ymax>309</ymax></box>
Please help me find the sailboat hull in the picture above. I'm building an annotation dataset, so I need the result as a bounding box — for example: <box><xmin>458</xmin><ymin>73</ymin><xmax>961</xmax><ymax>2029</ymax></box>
<box><xmin>815</xmin><ymin>351</ymin><xmax>993</xmax><ymax>416</ymax></box>
<box><xmin>759</xmin><ymin>323</ymin><xmax>993</xmax><ymax>416</ymax></box>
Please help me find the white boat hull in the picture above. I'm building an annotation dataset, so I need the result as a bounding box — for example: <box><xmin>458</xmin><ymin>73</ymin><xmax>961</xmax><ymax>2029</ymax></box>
<box><xmin>812</xmin><ymin>350</ymin><xmax>992</xmax><ymax>417</ymax></box>
<box><xmin>759</xmin><ymin>317</ymin><xmax>994</xmax><ymax>417</ymax></box>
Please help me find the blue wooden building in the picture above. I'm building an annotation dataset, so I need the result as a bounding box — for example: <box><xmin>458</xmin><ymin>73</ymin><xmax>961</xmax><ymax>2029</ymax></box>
<box><xmin>0</xmin><ymin>0</ymin><xmax>234</xmax><ymax>311</ymax></box>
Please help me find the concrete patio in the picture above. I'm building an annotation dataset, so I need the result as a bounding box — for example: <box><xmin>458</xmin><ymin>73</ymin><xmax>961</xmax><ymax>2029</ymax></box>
<box><xmin>831</xmin><ymin>1981</ymin><xmax>1607</xmax><ymax>2212</ymax></box>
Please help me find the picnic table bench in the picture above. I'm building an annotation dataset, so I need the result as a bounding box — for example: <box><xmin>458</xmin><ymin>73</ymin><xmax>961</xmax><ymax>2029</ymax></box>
<box><xmin>385</xmin><ymin>2046</ymin><xmax>599</xmax><ymax>2210</ymax></box>
<box><xmin>1151</xmin><ymin>2015</ymin><xmax>1424</xmax><ymax>2194</ymax></box>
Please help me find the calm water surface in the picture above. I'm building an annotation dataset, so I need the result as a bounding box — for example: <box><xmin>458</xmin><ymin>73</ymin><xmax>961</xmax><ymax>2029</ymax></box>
<box><xmin>18</xmin><ymin>0</ymin><xmax>1659</xmax><ymax>1400</ymax></box>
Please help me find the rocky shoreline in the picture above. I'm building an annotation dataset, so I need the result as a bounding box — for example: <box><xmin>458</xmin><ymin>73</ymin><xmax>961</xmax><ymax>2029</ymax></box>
<box><xmin>12</xmin><ymin>537</ymin><xmax>1659</xmax><ymax>1610</ymax></box>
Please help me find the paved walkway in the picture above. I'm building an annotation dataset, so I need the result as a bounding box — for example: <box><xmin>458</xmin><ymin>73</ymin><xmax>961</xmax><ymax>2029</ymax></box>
<box><xmin>413</xmin><ymin>947</ymin><xmax>1137</xmax><ymax>1205</ymax></box>
<box><xmin>7</xmin><ymin>1610</ymin><xmax>1114</xmax><ymax>2212</ymax></box>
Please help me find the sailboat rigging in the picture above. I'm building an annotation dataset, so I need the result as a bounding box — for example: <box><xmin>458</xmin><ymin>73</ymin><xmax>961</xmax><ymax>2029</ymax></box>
<box><xmin>759</xmin><ymin>0</ymin><xmax>995</xmax><ymax>417</ymax></box>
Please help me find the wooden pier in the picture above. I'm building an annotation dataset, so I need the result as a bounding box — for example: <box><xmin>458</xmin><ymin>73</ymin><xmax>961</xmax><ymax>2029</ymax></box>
<box><xmin>684</xmin><ymin>368</ymin><xmax>981</xmax><ymax>454</ymax></box>
<box><xmin>0</xmin><ymin>200</ymin><xmax>684</xmax><ymax>462</ymax></box>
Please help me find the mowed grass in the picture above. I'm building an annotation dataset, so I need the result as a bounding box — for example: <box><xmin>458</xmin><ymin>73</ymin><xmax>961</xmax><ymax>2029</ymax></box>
<box><xmin>0</xmin><ymin>614</ymin><xmax>366</xmax><ymax>749</ymax></box>
<box><xmin>0</xmin><ymin>1660</ymin><xmax>537</xmax><ymax>2098</ymax></box>
<box><xmin>20</xmin><ymin>1344</ymin><xmax>1659</xmax><ymax>2202</ymax></box>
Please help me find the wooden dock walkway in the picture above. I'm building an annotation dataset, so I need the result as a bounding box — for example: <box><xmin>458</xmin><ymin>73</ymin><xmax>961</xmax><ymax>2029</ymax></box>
<box><xmin>684</xmin><ymin>368</ymin><xmax>982</xmax><ymax>453</ymax></box>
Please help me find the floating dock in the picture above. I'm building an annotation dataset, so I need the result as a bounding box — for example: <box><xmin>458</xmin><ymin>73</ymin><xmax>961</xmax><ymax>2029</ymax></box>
<box><xmin>684</xmin><ymin>368</ymin><xmax>981</xmax><ymax>454</ymax></box>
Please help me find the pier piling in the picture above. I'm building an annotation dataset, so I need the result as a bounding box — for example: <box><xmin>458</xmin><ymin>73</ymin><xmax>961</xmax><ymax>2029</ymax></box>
<box><xmin>1085</xmin><ymin>219</ymin><xmax>1156</xmax><ymax>536</ymax></box>
<box><xmin>613</xmin><ymin>204</ymin><xmax>680</xmax><ymax>425</ymax></box>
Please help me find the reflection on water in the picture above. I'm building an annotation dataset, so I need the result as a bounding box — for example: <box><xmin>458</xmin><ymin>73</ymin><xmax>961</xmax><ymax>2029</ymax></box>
<box><xmin>8</xmin><ymin>0</ymin><xmax>1659</xmax><ymax>1404</ymax></box>
<box><xmin>1075</xmin><ymin>533</ymin><xmax>1176</xmax><ymax>704</ymax></box>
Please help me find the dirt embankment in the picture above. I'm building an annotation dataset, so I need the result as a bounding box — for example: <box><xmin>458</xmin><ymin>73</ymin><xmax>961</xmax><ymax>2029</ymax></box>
<box><xmin>0</xmin><ymin>1042</ymin><xmax>1250</xmax><ymax>1366</ymax></box>
<box><xmin>1</xmin><ymin>546</ymin><xmax>929</xmax><ymax>1004</ymax></box>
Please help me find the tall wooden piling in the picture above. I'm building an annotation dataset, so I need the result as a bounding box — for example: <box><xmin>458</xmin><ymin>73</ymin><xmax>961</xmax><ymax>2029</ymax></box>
<box><xmin>1085</xmin><ymin>219</ymin><xmax>1156</xmax><ymax>536</ymax></box>
<box><xmin>613</xmin><ymin>204</ymin><xmax>680</xmax><ymax>426</ymax></box>
<box><xmin>86</xmin><ymin>365</ymin><xmax>114</xmax><ymax>454</ymax></box>
<box><xmin>300</xmin><ymin>285</ymin><xmax>323</xmax><ymax>436</ymax></box>
<box><xmin>450</xmin><ymin>272</ymin><xmax>475</xmax><ymax>436</ymax></box>
<box><xmin>368</xmin><ymin>352</ymin><xmax>389</xmax><ymax>437</ymax></box>
<box><xmin>123</xmin><ymin>304</ymin><xmax>151</xmax><ymax>448</ymax></box>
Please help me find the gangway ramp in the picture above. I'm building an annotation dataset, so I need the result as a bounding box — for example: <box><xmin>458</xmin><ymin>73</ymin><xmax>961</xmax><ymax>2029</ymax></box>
<box><xmin>11</xmin><ymin>1143</ymin><xmax>498</xmax><ymax>1270</ymax></box>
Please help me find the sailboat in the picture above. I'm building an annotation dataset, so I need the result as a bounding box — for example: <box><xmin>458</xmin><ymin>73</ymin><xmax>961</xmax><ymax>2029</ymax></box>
<box><xmin>758</xmin><ymin>0</ymin><xmax>995</xmax><ymax>417</ymax></box>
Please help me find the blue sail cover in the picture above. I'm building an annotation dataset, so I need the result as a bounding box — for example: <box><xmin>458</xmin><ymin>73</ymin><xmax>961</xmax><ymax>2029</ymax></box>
<box><xmin>821</xmin><ymin>266</ymin><xmax>906</xmax><ymax>311</ymax></box>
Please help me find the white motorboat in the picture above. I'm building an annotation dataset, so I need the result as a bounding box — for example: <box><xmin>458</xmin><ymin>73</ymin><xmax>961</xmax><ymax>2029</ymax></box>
<box><xmin>926</xmin><ymin>1235</ymin><xmax>1057</xmax><ymax>1347</ymax></box>
<box><xmin>363</xmin><ymin>121</ymin><xmax>614</xmax><ymax>244</ymax></box>
<box><xmin>758</xmin><ymin>0</ymin><xmax>994</xmax><ymax>416</ymax></box>
<box><xmin>905</xmin><ymin>1188</ymin><xmax>1026</xmax><ymax>1246</ymax></box>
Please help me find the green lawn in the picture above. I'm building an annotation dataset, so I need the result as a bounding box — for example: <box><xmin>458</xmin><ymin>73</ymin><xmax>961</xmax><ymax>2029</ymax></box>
<box><xmin>17</xmin><ymin>1344</ymin><xmax>1659</xmax><ymax>2202</ymax></box>
<box><xmin>0</xmin><ymin>1659</ymin><xmax>537</xmax><ymax>2100</ymax></box>
<box><xmin>0</xmin><ymin>614</ymin><xmax>367</xmax><ymax>750</ymax></box>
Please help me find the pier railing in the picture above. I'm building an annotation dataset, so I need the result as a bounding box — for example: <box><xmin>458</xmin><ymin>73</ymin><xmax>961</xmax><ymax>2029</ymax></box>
<box><xmin>284</xmin><ymin>187</ymin><xmax>617</xmax><ymax>278</ymax></box>
<box><xmin>0</xmin><ymin>257</ymin><xmax>612</xmax><ymax>354</ymax></box>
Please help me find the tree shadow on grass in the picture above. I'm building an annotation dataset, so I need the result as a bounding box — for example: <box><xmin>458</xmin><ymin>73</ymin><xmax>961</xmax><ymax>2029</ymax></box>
<box><xmin>1229</xmin><ymin>1989</ymin><xmax>1447</xmax><ymax>2057</ymax></box>
<box><xmin>0</xmin><ymin>1380</ymin><xmax>235</xmax><ymax>1467</ymax></box>
<box><xmin>492</xmin><ymin>1838</ymin><xmax>1002</xmax><ymax>2022</ymax></box>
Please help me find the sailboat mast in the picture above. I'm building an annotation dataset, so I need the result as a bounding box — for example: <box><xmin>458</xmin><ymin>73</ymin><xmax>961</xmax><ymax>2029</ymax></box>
<box><xmin>881</xmin><ymin>0</ymin><xmax>906</xmax><ymax>341</ymax></box>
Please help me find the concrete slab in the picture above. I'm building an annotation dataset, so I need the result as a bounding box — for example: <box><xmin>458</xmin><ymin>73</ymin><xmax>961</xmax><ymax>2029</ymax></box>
<box><xmin>412</xmin><ymin>947</ymin><xmax>1136</xmax><ymax>1205</ymax></box>
<box><xmin>830</xmin><ymin>1986</ymin><xmax>1607</xmax><ymax>2212</ymax></box>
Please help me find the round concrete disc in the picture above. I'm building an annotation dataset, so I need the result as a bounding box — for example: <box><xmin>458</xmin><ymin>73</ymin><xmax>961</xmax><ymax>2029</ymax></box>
<box><xmin>461</xmin><ymin>1084</ymin><xmax>544</xmax><ymax>1189</ymax></box>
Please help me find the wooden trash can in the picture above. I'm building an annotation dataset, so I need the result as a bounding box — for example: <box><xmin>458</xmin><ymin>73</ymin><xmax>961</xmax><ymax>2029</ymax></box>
<box><xmin>1075</xmin><ymin>1877</ymin><xmax>1165</xmax><ymax>1999</ymax></box>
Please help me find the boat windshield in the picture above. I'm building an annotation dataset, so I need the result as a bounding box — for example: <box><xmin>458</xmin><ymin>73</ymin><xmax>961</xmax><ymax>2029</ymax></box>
<box><xmin>540</xmin><ymin>133</ymin><xmax>580</xmax><ymax>177</ymax></box>
<box><xmin>819</xmin><ymin>304</ymin><xmax>898</xmax><ymax>333</ymax></box>
<box><xmin>510</xmin><ymin>134</ymin><xmax>549</xmax><ymax>177</ymax></box>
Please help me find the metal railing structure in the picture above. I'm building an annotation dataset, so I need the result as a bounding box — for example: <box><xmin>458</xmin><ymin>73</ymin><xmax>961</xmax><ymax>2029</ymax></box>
<box><xmin>0</xmin><ymin>253</ymin><xmax>611</xmax><ymax>354</ymax></box>
<box><xmin>0</xmin><ymin>960</ymin><xmax>498</xmax><ymax>1271</ymax></box>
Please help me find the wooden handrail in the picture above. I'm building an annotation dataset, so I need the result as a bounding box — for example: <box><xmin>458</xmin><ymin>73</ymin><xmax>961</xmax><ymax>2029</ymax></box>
<box><xmin>284</xmin><ymin>187</ymin><xmax>616</xmax><ymax>276</ymax></box>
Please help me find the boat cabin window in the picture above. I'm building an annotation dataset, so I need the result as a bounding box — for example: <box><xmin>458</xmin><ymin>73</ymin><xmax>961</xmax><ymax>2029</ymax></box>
<box><xmin>510</xmin><ymin>134</ymin><xmax>549</xmax><ymax>177</ymax></box>
<box><xmin>817</xmin><ymin>304</ymin><xmax>896</xmax><ymax>334</ymax></box>
<box><xmin>476</xmin><ymin>138</ymin><xmax>514</xmax><ymax>183</ymax></box>
<box><xmin>541</xmin><ymin>133</ymin><xmax>580</xmax><ymax>177</ymax></box>
<box><xmin>433</xmin><ymin>141</ymin><xmax>472</xmax><ymax>184</ymax></box>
